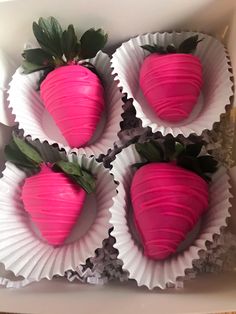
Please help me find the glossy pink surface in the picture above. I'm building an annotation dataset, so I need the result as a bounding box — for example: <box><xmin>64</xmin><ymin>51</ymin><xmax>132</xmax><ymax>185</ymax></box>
<box><xmin>41</xmin><ymin>65</ymin><xmax>104</xmax><ymax>148</ymax></box>
<box><xmin>139</xmin><ymin>54</ymin><xmax>203</xmax><ymax>123</ymax></box>
<box><xmin>130</xmin><ymin>163</ymin><xmax>209</xmax><ymax>260</ymax></box>
<box><xmin>21</xmin><ymin>164</ymin><xmax>86</xmax><ymax>246</ymax></box>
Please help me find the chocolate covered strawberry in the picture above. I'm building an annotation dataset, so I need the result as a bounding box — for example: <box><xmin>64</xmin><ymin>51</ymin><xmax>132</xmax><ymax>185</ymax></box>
<box><xmin>130</xmin><ymin>139</ymin><xmax>217</xmax><ymax>260</ymax></box>
<box><xmin>5</xmin><ymin>135</ymin><xmax>95</xmax><ymax>246</ymax></box>
<box><xmin>22</xmin><ymin>17</ymin><xmax>107</xmax><ymax>148</ymax></box>
<box><xmin>139</xmin><ymin>35</ymin><xmax>203</xmax><ymax>123</ymax></box>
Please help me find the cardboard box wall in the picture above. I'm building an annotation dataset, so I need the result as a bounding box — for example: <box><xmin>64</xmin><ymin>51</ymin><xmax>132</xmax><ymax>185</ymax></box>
<box><xmin>0</xmin><ymin>0</ymin><xmax>236</xmax><ymax>313</ymax></box>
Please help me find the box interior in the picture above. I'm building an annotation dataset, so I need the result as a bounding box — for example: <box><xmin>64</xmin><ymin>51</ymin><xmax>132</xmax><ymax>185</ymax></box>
<box><xmin>0</xmin><ymin>0</ymin><xmax>236</xmax><ymax>313</ymax></box>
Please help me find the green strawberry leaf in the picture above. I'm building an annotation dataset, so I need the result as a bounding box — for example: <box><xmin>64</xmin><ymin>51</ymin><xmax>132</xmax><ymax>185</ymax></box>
<box><xmin>26</xmin><ymin>17</ymin><xmax>107</xmax><ymax>73</ymax></box>
<box><xmin>178</xmin><ymin>35</ymin><xmax>203</xmax><ymax>54</ymax></box>
<box><xmin>61</xmin><ymin>24</ymin><xmax>78</xmax><ymax>61</ymax></box>
<box><xmin>22</xmin><ymin>48</ymin><xmax>53</xmax><ymax>66</ymax></box>
<box><xmin>197</xmin><ymin>156</ymin><xmax>218</xmax><ymax>173</ymax></box>
<box><xmin>38</xmin><ymin>17</ymin><xmax>61</xmax><ymax>37</ymax></box>
<box><xmin>37</xmin><ymin>66</ymin><xmax>54</xmax><ymax>89</ymax></box>
<box><xmin>177</xmin><ymin>155</ymin><xmax>204</xmax><ymax>177</ymax></box>
<box><xmin>174</xmin><ymin>142</ymin><xmax>185</xmax><ymax>158</ymax></box>
<box><xmin>141</xmin><ymin>44</ymin><xmax>166</xmax><ymax>54</ymax></box>
<box><xmin>135</xmin><ymin>141</ymin><xmax>164</xmax><ymax>162</ymax></box>
<box><xmin>166</xmin><ymin>44</ymin><xmax>177</xmax><ymax>53</ymax></box>
<box><xmin>4</xmin><ymin>140</ymin><xmax>39</xmax><ymax>170</ymax></box>
<box><xmin>39</xmin><ymin>17</ymin><xmax>63</xmax><ymax>42</ymax></box>
<box><xmin>13</xmin><ymin>134</ymin><xmax>43</xmax><ymax>165</ymax></box>
<box><xmin>163</xmin><ymin>137</ymin><xmax>176</xmax><ymax>161</ymax></box>
<box><xmin>22</xmin><ymin>60</ymin><xmax>50</xmax><ymax>74</ymax></box>
<box><xmin>185</xmin><ymin>143</ymin><xmax>203</xmax><ymax>157</ymax></box>
<box><xmin>33</xmin><ymin>20</ymin><xmax>62</xmax><ymax>58</ymax></box>
<box><xmin>33</xmin><ymin>22</ymin><xmax>55</xmax><ymax>56</ymax></box>
<box><xmin>55</xmin><ymin>160</ymin><xmax>95</xmax><ymax>194</ymax></box>
<box><xmin>79</xmin><ymin>28</ymin><xmax>108</xmax><ymax>59</ymax></box>
<box><xmin>141</xmin><ymin>45</ymin><xmax>159</xmax><ymax>53</ymax></box>
<box><xmin>75</xmin><ymin>169</ymin><xmax>96</xmax><ymax>194</ymax></box>
<box><xmin>134</xmin><ymin>139</ymin><xmax>217</xmax><ymax>182</ymax></box>
<box><xmin>55</xmin><ymin>160</ymin><xmax>82</xmax><ymax>176</ymax></box>
<box><xmin>38</xmin><ymin>17</ymin><xmax>63</xmax><ymax>57</ymax></box>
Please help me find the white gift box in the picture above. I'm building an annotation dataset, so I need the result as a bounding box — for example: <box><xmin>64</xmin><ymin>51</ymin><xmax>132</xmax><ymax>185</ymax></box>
<box><xmin>0</xmin><ymin>0</ymin><xmax>236</xmax><ymax>313</ymax></box>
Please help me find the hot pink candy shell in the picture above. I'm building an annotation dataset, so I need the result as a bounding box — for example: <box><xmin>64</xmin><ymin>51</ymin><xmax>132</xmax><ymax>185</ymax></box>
<box><xmin>21</xmin><ymin>164</ymin><xmax>86</xmax><ymax>246</ymax></box>
<box><xmin>139</xmin><ymin>53</ymin><xmax>203</xmax><ymax>123</ymax></box>
<box><xmin>130</xmin><ymin>163</ymin><xmax>209</xmax><ymax>260</ymax></box>
<box><xmin>40</xmin><ymin>65</ymin><xmax>105</xmax><ymax>148</ymax></box>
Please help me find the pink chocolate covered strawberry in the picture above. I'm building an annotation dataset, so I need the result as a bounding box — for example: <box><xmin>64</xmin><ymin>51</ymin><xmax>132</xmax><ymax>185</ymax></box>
<box><xmin>130</xmin><ymin>138</ymin><xmax>217</xmax><ymax>260</ymax></box>
<box><xmin>22</xmin><ymin>17</ymin><xmax>107</xmax><ymax>148</ymax></box>
<box><xmin>139</xmin><ymin>35</ymin><xmax>203</xmax><ymax>123</ymax></box>
<box><xmin>5</xmin><ymin>135</ymin><xmax>95</xmax><ymax>246</ymax></box>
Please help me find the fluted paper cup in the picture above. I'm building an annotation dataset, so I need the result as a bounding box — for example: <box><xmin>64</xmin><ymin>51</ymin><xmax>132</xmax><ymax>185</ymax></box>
<box><xmin>111</xmin><ymin>32</ymin><xmax>233</xmax><ymax>137</ymax></box>
<box><xmin>0</xmin><ymin>49</ymin><xmax>16</xmax><ymax>126</ymax></box>
<box><xmin>109</xmin><ymin>144</ymin><xmax>232</xmax><ymax>289</ymax></box>
<box><xmin>8</xmin><ymin>51</ymin><xmax>123</xmax><ymax>156</ymax></box>
<box><xmin>0</xmin><ymin>145</ymin><xmax>116</xmax><ymax>282</ymax></box>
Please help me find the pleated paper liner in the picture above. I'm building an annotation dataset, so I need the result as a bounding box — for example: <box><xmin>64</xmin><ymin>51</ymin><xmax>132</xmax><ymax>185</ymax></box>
<box><xmin>109</xmin><ymin>144</ymin><xmax>232</xmax><ymax>289</ymax></box>
<box><xmin>111</xmin><ymin>32</ymin><xmax>233</xmax><ymax>137</ymax></box>
<box><xmin>0</xmin><ymin>49</ymin><xmax>17</xmax><ymax>127</ymax></box>
<box><xmin>8</xmin><ymin>51</ymin><xmax>123</xmax><ymax>157</ymax></box>
<box><xmin>0</xmin><ymin>144</ymin><xmax>117</xmax><ymax>282</ymax></box>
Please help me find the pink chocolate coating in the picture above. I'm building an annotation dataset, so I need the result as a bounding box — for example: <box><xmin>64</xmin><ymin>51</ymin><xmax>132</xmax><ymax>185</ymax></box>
<box><xmin>40</xmin><ymin>65</ymin><xmax>104</xmax><ymax>148</ymax></box>
<box><xmin>130</xmin><ymin>163</ymin><xmax>209</xmax><ymax>260</ymax></box>
<box><xmin>139</xmin><ymin>54</ymin><xmax>203</xmax><ymax>123</ymax></box>
<box><xmin>21</xmin><ymin>164</ymin><xmax>86</xmax><ymax>246</ymax></box>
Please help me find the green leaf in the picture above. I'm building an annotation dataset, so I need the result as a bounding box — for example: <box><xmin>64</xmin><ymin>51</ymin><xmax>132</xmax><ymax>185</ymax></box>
<box><xmin>135</xmin><ymin>141</ymin><xmax>163</xmax><ymax>162</ymax></box>
<box><xmin>4</xmin><ymin>140</ymin><xmax>38</xmax><ymax>170</ymax></box>
<box><xmin>13</xmin><ymin>134</ymin><xmax>43</xmax><ymax>165</ymax></box>
<box><xmin>79</xmin><ymin>28</ymin><xmax>108</xmax><ymax>59</ymax></box>
<box><xmin>51</xmin><ymin>16</ymin><xmax>63</xmax><ymax>37</ymax></box>
<box><xmin>178</xmin><ymin>35</ymin><xmax>203</xmax><ymax>54</ymax></box>
<box><xmin>177</xmin><ymin>155</ymin><xmax>204</xmax><ymax>178</ymax></box>
<box><xmin>22</xmin><ymin>48</ymin><xmax>53</xmax><ymax>66</ymax></box>
<box><xmin>33</xmin><ymin>22</ymin><xmax>53</xmax><ymax>54</ymax></box>
<box><xmin>33</xmin><ymin>20</ymin><xmax>62</xmax><ymax>58</ymax></box>
<box><xmin>163</xmin><ymin>137</ymin><xmax>175</xmax><ymax>161</ymax></box>
<box><xmin>55</xmin><ymin>160</ymin><xmax>95</xmax><ymax>194</ymax></box>
<box><xmin>197</xmin><ymin>156</ymin><xmax>218</xmax><ymax>173</ymax></box>
<box><xmin>39</xmin><ymin>16</ymin><xmax>63</xmax><ymax>39</ymax></box>
<box><xmin>22</xmin><ymin>60</ymin><xmax>49</xmax><ymax>74</ymax></box>
<box><xmin>38</xmin><ymin>17</ymin><xmax>63</xmax><ymax>57</ymax></box>
<box><xmin>174</xmin><ymin>142</ymin><xmax>185</xmax><ymax>158</ymax></box>
<box><xmin>166</xmin><ymin>44</ymin><xmax>177</xmax><ymax>53</ymax></box>
<box><xmin>61</xmin><ymin>24</ymin><xmax>78</xmax><ymax>61</ymax></box>
<box><xmin>141</xmin><ymin>45</ymin><xmax>159</xmax><ymax>53</ymax></box>
<box><xmin>185</xmin><ymin>143</ymin><xmax>203</xmax><ymax>158</ymax></box>
<box><xmin>141</xmin><ymin>44</ymin><xmax>166</xmax><ymax>54</ymax></box>
<box><xmin>55</xmin><ymin>160</ymin><xmax>82</xmax><ymax>177</ymax></box>
<box><xmin>134</xmin><ymin>139</ymin><xmax>217</xmax><ymax>182</ymax></box>
<box><xmin>75</xmin><ymin>169</ymin><xmax>96</xmax><ymax>194</ymax></box>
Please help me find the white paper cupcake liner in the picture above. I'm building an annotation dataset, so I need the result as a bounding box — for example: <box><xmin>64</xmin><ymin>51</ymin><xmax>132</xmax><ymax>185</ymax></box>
<box><xmin>8</xmin><ymin>51</ymin><xmax>123</xmax><ymax>156</ymax></box>
<box><xmin>111</xmin><ymin>32</ymin><xmax>233</xmax><ymax>137</ymax></box>
<box><xmin>0</xmin><ymin>49</ymin><xmax>17</xmax><ymax>127</ymax></box>
<box><xmin>0</xmin><ymin>147</ymin><xmax>117</xmax><ymax>282</ymax></box>
<box><xmin>109</xmin><ymin>145</ymin><xmax>232</xmax><ymax>289</ymax></box>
